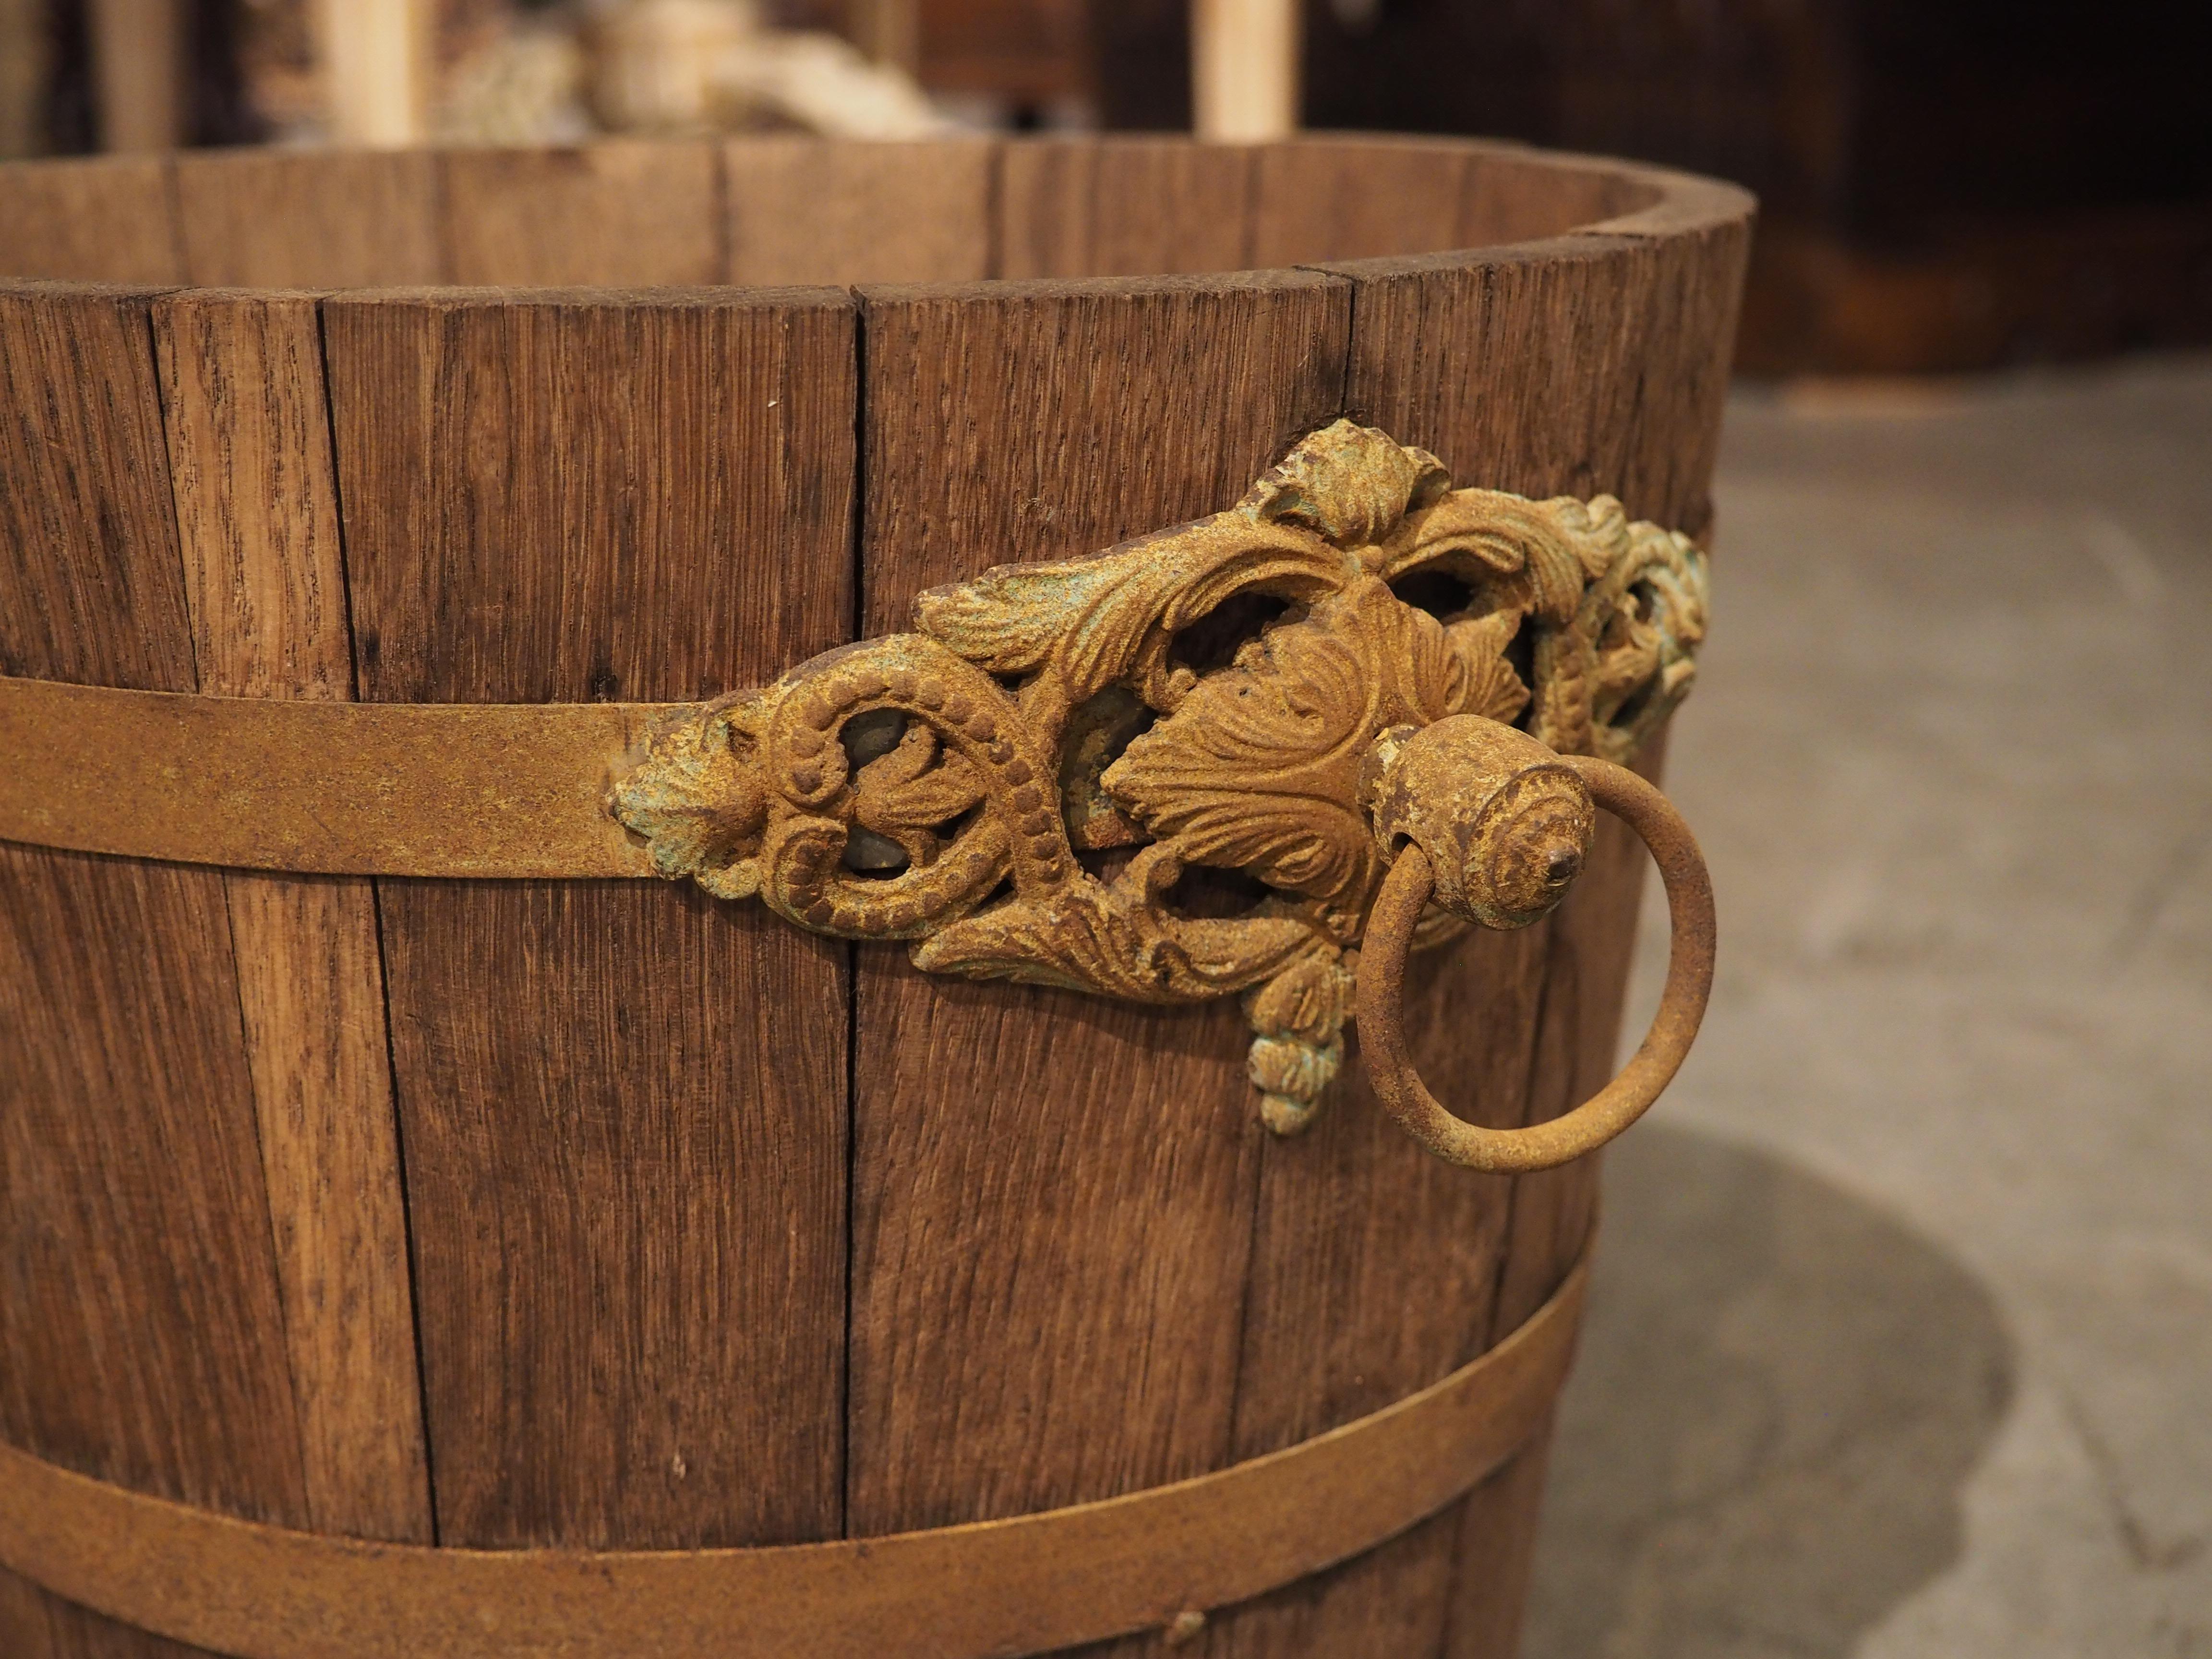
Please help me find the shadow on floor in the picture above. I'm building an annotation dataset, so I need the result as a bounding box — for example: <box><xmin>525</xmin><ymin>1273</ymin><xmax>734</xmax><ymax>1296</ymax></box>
<box><xmin>1523</xmin><ymin>1125</ymin><xmax>2016</xmax><ymax>1659</ymax></box>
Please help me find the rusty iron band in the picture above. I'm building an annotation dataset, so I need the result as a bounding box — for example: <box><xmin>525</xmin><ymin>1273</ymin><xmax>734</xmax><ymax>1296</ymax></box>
<box><xmin>0</xmin><ymin>675</ymin><xmax>672</xmax><ymax>878</ymax></box>
<box><xmin>0</xmin><ymin>1249</ymin><xmax>1584</xmax><ymax>1659</ymax></box>
<box><xmin>0</xmin><ymin>422</ymin><xmax>1717</xmax><ymax>1164</ymax></box>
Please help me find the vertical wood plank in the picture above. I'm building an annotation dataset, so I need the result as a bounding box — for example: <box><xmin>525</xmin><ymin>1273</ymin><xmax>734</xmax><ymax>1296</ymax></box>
<box><xmin>1485</xmin><ymin>730</ymin><xmax>1673</xmax><ymax>1345</ymax></box>
<box><xmin>1458</xmin><ymin>153</ymin><xmax>1657</xmax><ymax>250</ymax></box>
<box><xmin>0</xmin><ymin>284</ymin><xmax>195</xmax><ymax>686</ymax></box>
<box><xmin>154</xmin><ymin>292</ymin><xmax>355</xmax><ymax>698</ymax></box>
<box><xmin>1251</xmin><ymin>136</ymin><xmax>1474</xmax><ymax>266</ymax></box>
<box><xmin>1002</xmin><ymin>137</ymin><xmax>1257</xmax><ymax>279</ymax></box>
<box><xmin>441</xmin><ymin>140</ymin><xmax>721</xmax><ymax>288</ymax></box>
<box><xmin>174</xmin><ymin>152</ymin><xmax>443</xmax><ymax>289</ymax></box>
<box><xmin>725</xmin><ymin>138</ymin><xmax>995</xmax><ymax>285</ymax></box>
<box><xmin>1090</xmin><ymin>137</ymin><xmax>1256</xmax><ymax>276</ymax></box>
<box><xmin>1439</xmin><ymin>1431</ymin><xmax>1557</xmax><ymax>1659</ymax></box>
<box><xmin>847</xmin><ymin>272</ymin><xmax>1351</xmax><ymax>1592</ymax></box>
<box><xmin>86</xmin><ymin>0</ymin><xmax>182</xmax><ymax>154</ymax></box>
<box><xmin>321</xmin><ymin>285</ymin><xmax>858</xmax><ymax>1549</ymax></box>
<box><xmin>1319</xmin><ymin>197</ymin><xmax>1748</xmax><ymax>1656</ymax></box>
<box><xmin>0</xmin><ymin>1570</ymin><xmax>209</xmax><ymax>1659</ymax></box>
<box><xmin>1207</xmin><ymin>926</ymin><xmax>1549</xmax><ymax>1658</ymax></box>
<box><xmin>0</xmin><ymin>158</ymin><xmax>180</xmax><ymax>281</ymax></box>
<box><xmin>996</xmin><ymin>138</ymin><xmax>1096</xmax><ymax>278</ymax></box>
<box><xmin>152</xmin><ymin>288</ymin><xmax>435</xmax><ymax>1545</ymax></box>
<box><xmin>1334</xmin><ymin>222</ymin><xmax>1751</xmax><ymax>540</ymax></box>
<box><xmin>0</xmin><ymin>283</ymin><xmax>306</xmax><ymax>1655</ymax></box>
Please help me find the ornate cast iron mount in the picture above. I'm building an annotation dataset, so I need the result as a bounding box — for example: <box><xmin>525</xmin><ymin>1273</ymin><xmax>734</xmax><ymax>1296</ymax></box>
<box><xmin>610</xmin><ymin>420</ymin><xmax>1715</xmax><ymax>1166</ymax></box>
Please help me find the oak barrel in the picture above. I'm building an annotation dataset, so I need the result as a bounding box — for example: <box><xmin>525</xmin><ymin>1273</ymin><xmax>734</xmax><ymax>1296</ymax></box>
<box><xmin>0</xmin><ymin>136</ymin><xmax>1751</xmax><ymax>1657</ymax></box>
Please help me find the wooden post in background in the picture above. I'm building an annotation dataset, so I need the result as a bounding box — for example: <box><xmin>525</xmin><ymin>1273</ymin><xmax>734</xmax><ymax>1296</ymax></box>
<box><xmin>848</xmin><ymin>0</ymin><xmax>923</xmax><ymax>76</ymax></box>
<box><xmin>1192</xmin><ymin>0</ymin><xmax>1299</xmax><ymax>141</ymax></box>
<box><xmin>0</xmin><ymin>0</ymin><xmax>47</xmax><ymax>158</ymax></box>
<box><xmin>87</xmin><ymin>0</ymin><xmax>183</xmax><ymax>152</ymax></box>
<box><xmin>315</xmin><ymin>0</ymin><xmax>429</xmax><ymax>147</ymax></box>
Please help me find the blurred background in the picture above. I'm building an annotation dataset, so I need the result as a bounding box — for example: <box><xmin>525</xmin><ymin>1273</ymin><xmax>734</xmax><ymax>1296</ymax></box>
<box><xmin>3</xmin><ymin>3</ymin><xmax>2205</xmax><ymax>1655</ymax></box>
<box><xmin>2</xmin><ymin>0</ymin><xmax>2207</xmax><ymax>373</ymax></box>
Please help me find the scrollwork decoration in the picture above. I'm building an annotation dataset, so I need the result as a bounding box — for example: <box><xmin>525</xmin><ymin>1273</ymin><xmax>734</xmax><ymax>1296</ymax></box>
<box><xmin>610</xmin><ymin>420</ymin><xmax>1707</xmax><ymax>1133</ymax></box>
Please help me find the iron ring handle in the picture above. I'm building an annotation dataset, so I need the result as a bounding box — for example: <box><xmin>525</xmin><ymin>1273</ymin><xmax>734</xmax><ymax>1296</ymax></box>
<box><xmin>1355</xmin><ymin>751</ymin><xmax>1716</xmax><ymax>1173</ymax></box>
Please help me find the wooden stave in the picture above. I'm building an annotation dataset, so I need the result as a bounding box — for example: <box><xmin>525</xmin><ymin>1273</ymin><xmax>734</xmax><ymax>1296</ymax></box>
<box><xmin>0</xmin><ymin>136</ymin><xmax>1752</xmax><ymax>1659</ymax></box>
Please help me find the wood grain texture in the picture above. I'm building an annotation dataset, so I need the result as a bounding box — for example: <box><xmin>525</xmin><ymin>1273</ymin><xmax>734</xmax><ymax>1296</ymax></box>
<box><xmin>1332</xmin><ymin>217</ymin><xmax>1753</xmax><ymax>541</ymax></box>
<box><xmin>847</xmin><ymin>967</ymin><xmax>1262</xmax><ymax>1534</ymax></box>
<box><xmin>441</xmin><ymin>141</ymin><xmax>721</xmax><ymax>288</ymax></box>
<box><xmin>1317</xmin><ymin>182</ymin><xmax>1747</xmax><ymax>1657</ymax></box>
<box><xmin>1200</xmin><ymin>926</ymin><xmax>1549</xmax><ymax>1657</ymax></box>
<box><xmin>0</xmin><ymin>158</ymin><xmax>180</xmax><ymax>282</ymax></box>
<box><xmin>725</xmin><ymin>138</ymin><xmax>994</xmax><ymax>285</ymax></box>
<box><xmin>174</xmin><ymin>151</ymin><xmax>442</xmax><ymax>289</ymax></box>
<box><xmin>321</xmin><ymin>284</ymin><xmax>858</xmax><ymax>1549</ymax></box>
<box><xmin>847</xmin><ymin>270</ymin><xmax>1350</xmax><ymax>1589</ymax></box>
<box><xmin>995</xmin><ymin>139</ymin><xmax>1095</xmax><ymax>279</ymax></box>
<box><xmin>0</xmin><ymin>1571</ymin><xmax>207</xmax><ymax>1659</ymax></box>
<box><xmin>0</xmin><ymin>281</ymin><xmax>302</xmax><ymax>1657</ymax></box>
<box><xmin>1196</xmin><ymin>1507</ymin><xmax>1464</xmax><ymax>1659</ymax></box>
<box><xmin>155</xmin><ymin>291</ymin><xmax>353</xmax><ymax>700</ymax></box>
<box><xmin>1251</xmin><ymin>136</ymin><xmax>1476</xmax><ymax>267</ymax></box>
<box><xmin>0</xmin><ymin>284</ymin><xmax>194</xmax><ymax>689</ymax></box>
<box><xmin>0</xmin><ymin>143</ymin><xmax>1752</xmax><ymax>1656</ymax></box>
<box><xmin>1439</xmin><ymin>1430</ymin><xmax>1556</xmax><ymax>1659</ymax></box>
<box><xmin>323</xmin><ymin>286</ymin><xmax>855</xmax><ymax>706</ymax></box>
<box><xmin>1458</xmin><ymin>151</ymin><xmax>1659</xmax><ymax>249</ymax></box>
<box><xmin>1231</xmin><ymin>926</ymin><xmax>1549</xmax><ymax>1464</ymax></box>
<box><xmin>369</xmin><ymin>878</ymin><xmax>850</xmax><ymax>1549</ymax></box>
<box><xmin>1487</xmin><ymin>731</ymin><xmax>1674</xmax><ymax>1346</ymax></box>
<box><xmin>153</xmin><ymin>289</ymin><xmax>434</xmax><ymax>1546</ymax></box>
<box><xmin>999</xmin><ymin>137</ymin><xmax>1254</xmax><ymax>278</ymax></box>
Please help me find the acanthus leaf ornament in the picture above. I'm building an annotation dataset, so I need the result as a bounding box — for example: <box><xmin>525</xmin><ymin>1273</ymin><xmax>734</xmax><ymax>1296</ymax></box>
<box><xmin>610</xmin><ymin>420</ymin><xmax>1710</xmax><ymax>1134</ymax></box>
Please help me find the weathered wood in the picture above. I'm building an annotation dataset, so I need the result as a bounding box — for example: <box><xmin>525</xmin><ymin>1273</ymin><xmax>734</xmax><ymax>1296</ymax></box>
<box><xmin>174</xmin><ymin>152</ymin><xmax>443</xmax><ymax>289</ymax></box>
<box><xmin>1090</xmin><ymin>137</ymin><xmax>1256</xmax><ymax>275</ymax></box>
<box><xmin>0</xmin><ymin>1569</ymin><xmax>208</xmax><ymax>1659</ymax></box>
<box><xmin>1440</xmin><ymin>1432</ymin><xmax>1556</xmax><ymax>1659</ymax></box>
<box><xmin>1334</xmin><ymin>210</ymin><xmax>1752</xmax><ymax>543</ymax></box>
<box><xmin>1252</xmin><ymin>136</ymin><xmax>1476</xmax><ymax>267</ymax></box>
<box><xmin>995</xmin><ymin>139</ymin><xmax>1096</xmax><ymax>279</ymax></box>
<box><xmin>0</xmin><ymin>283</ymin><xmax>303</xmax><ymax>1655</ymax></box>
<box><xmin>846</xmin><ymin>271</ymin><xmax>1349</xmax><ymax>1639</ymax></box>
<box><xmin>1459</xmin><ymin>152</ymin><xmax>1657</xmax><ymax>249</ymax></box>
<box><xmin>1316</xmin><ymin>175</ymin><xmax>1744</xmax><ymax>1654</ymax></box>
<box><xmin>320</xmin><ymin>285</ymin><xmax>857</xmax><ymax>1548</ymax></box>
<box><xmin>1488</xmin><ymin>732</ymin><xmax>1673</xmax><ymax>1345</ymax></box>
<box><xmin>725</xmin><ymin>138</ymin><xmax>995</xmax><ymax>285</ymax></box>
<box><xmin>442</xmin><ymin>141</ymin><xmax>721</xmax><ymax>288</ymax></box>
<box><xmin>1209</xmin><ymin>926</ymin><xmax>1549</xmax><ymax>1655</ymax></box>
<box><xmin>0</xmin><ymin>139</ymin><xmax>1754</xmax><ymax>1658</ymax></box>
<box><xmin>154</xmin><ymin>291</ymin><xmax>355</xmax><ymax>699</ymax></box>
<box><xmin>153</xmin><ymin>289</ymin><xmax>434</xmax><ymax>1546</ymax></box>
<box><xmin>999</xmin><ymin>136</ymin><xmax>1255</xmax><ymax>278</ymax></box>
<box><xmin>0</xmin><ymin>285</ymin><xmax>193</xmax><ymax>689</ymax></box>
<box><xmin>0</xmin><ymin>157</ymin><xmax>180</xmax><ymax>282</ymax></box>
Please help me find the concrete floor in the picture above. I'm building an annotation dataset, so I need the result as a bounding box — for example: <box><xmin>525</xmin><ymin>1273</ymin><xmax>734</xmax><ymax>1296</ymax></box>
<box><xmin>1523</xmin><ymin>357</ymin><xmax>2212</xmax><ymax>1659</ymax></box>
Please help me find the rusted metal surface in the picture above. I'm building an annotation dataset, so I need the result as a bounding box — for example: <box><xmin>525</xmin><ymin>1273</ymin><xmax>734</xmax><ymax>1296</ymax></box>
<box><xmin>0</xmin><ymin>678</ymin><xmax>675</xmax><ymax>877</ymax></box>
<box><xmin>1357</xmin><ymin>748</ymin><xmax>1717</xmax><ymax>1172</ymax></box>
<box><xmin>613</xmin><ymin>419</ymin><xmax>1711</xmax><ymax>1137</ymax></box>
<box><xmin>0</xmin><ymin>1247</ymin><xmax>1589</xmax><ymax>1659</ymax></box>
<box><xmin>0</xmin><ymin>420</ymin><xmax>1716</xmax><ymax>1157</ymax></box>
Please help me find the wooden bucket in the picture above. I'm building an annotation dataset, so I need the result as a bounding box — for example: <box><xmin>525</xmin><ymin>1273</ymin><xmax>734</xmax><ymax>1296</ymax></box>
<box><xmin>0</xmin><ymin>136</ymin><xmax>1749</xmax><ymax>1659</ymax></box>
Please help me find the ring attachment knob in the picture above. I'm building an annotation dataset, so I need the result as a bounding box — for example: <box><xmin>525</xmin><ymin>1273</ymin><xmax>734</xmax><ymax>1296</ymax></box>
<box><xmin>1356</xmin><ymin>716</ymin><xmax>1716</xmax><ymax>1173</ymax></box>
